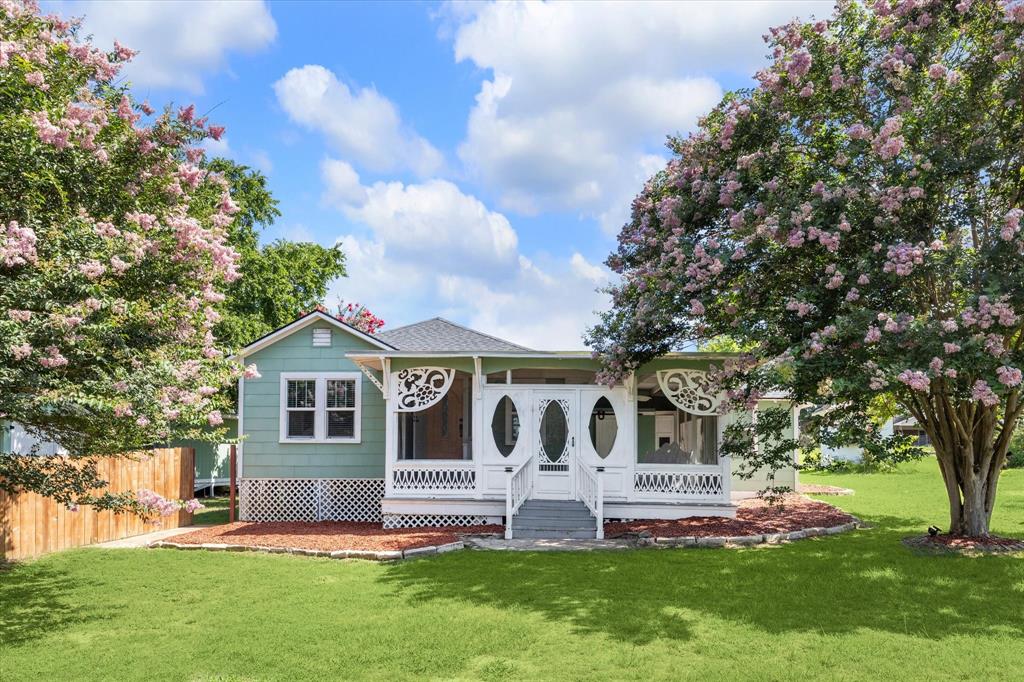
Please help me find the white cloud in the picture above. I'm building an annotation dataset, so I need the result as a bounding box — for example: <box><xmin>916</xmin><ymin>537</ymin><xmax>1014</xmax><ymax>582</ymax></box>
<box><xmin>449</xmin><ymin>1</ymin><xmax>830</xmax><ymax>221</ymax></box>
<box><xmin>322</xmin><ymin>166</ymin><xmax>610</xmax><ymax>348</ymax></box>
<box><xmin>321</xmin><ymin>159</ymin><xmax>368</xmax><ymax>208</ymax></box>
<box><xmin>435</xmin><ymin>253</ymin><xmax>610</xmax><ymax>350</ymax></box>
<box><xmin>274</xmin><ymin>65</ymin><xmax>443</xmax><ymax>176</ymax></box>
<box><xmin>322</xmin><ymin>161</ymin><xmax>518</xmax><ymax>278</ymax></box>
<box><xmin>62</xmin><ymin>1</ymin><xmax>276</xmax><ymax>94</ymax></box>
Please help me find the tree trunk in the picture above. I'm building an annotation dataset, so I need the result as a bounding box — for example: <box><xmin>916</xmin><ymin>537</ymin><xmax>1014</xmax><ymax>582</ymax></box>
<box><xmin>934</xmin><ymin>444</ymin><xmax>1001</xmax><ymax>537</ymax></box>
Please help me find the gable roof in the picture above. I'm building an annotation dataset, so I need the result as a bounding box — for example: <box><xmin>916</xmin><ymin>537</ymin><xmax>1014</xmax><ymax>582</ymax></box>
<box><xmin>376</xmin><ymin>317</ymin><xmax>533</xmax><ymax>353</ymax></box>
<box><xmin>235</xmin><ymin>310</ymin><xmax>397</xmax><ymax>358</ymax></box>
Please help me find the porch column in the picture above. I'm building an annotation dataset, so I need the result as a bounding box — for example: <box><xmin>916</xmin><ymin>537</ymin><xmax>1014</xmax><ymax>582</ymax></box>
<box><xmin>472</xmin><ymin>356</ymin><xmax>484</xmax><ymax>499</ymax></box>
<box><xmin>383</xmin><ymin>357</ymin><xmax>395</xmax><ymax>497</ymax></box>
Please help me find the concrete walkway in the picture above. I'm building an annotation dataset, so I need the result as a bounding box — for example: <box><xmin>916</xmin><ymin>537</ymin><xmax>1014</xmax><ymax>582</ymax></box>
<box><xmin>464</xmin><ymin>536</ymin><xmax>638</xmax><ymax>551</ymax></box>
<box><xmin>95</xmin><ymin>525</ymin><xmax>212</xmax><ymax>548</ymax></box>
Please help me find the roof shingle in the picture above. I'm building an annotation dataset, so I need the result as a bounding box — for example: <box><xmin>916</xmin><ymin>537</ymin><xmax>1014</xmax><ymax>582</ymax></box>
<box><xmin>376</xmin><ymin>317</ymin><xmax>533</xmax><ymax>353</ymax></box>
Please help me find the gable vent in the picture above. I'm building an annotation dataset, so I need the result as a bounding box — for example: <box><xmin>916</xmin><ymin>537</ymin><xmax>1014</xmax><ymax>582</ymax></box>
<box><xmin>312</xmin><ymin>328</ymin><xmax>332</xmax><ymax>347</ymax></box>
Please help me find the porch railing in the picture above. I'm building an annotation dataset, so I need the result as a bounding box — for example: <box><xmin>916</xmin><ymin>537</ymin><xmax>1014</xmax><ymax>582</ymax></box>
<box><xmin>505</xmin><ymin>455</ymin><xmax>534</xmax><ymax>539</ymax></box>
<box><xmin>633</xmin><ymin>465</ymin><xmax>725</xmax><ymax>499</ymax></box>
<box><xmin>392</xmin><ymin>462</ymin><xmax>476</xmax><ymax>496</ymax></box>
<box><xmin>574</xmin><ymin>459</ymin><xmax>604</xmax><ymax>539</ymax></box>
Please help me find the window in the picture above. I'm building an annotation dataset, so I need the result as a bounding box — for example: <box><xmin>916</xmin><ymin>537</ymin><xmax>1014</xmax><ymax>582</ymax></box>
<box><xmin>280</xmin><ymin>373</ymin><xmax>361</xmax><ymax>443</ymax></box>
<box><xmin>326</xmin><ymin>379</ymin><xmax>356</xmax><ymax>439</ymax></box>
<box><xmin>286</xmin><ymin>379</ymin><xmax>316</xmax><ymax>439</ymax></box>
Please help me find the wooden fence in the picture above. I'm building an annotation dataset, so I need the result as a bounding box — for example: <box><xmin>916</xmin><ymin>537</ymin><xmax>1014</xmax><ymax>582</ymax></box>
<box><xmin>1</xmin><ymin>447</ymin><xmax>195</xmax><ymax>561</ymax></box>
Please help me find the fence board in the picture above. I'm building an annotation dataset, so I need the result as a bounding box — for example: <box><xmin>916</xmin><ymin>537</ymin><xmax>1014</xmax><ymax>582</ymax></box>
<box><xmin>1</xmin><ymin>447</ymin><xmax>195</xmax><ymax>561</ymax></box>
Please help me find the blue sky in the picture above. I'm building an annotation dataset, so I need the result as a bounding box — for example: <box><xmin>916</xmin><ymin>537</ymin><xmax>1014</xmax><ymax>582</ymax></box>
<box><xmin>50</xmin><ymin>0</ymin><xmax>830</xmax><ymax>349</ymax></box>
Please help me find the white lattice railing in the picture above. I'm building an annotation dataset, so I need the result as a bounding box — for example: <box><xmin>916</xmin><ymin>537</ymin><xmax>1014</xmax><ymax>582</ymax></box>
<box><xmin>633</xmin><ymin>469</ymin><xmax>724</xmax><ymax>499</ymax></box>
<box><xmin>239</xmin><ymin>478</ymin><xmax>384</xmax><ymax>522</ymax></box>
<box><xmin>505</xmin><ymin>455</ymin><xmax>534</xmax><ymax>539</ymax></box>
<box><xmin>574</xmin><ymin>460</ymin><xmax>604</xmax><ymax>539</ymax></box>
<box><xmin>392</xmin><ymin>464</ymin><xmax>476</xmax><ymax>494</ymax></box>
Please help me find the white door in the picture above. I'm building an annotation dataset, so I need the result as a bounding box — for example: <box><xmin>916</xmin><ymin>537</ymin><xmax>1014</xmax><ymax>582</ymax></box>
<box><xmin>533</xmin><ymin>389</ymin><xmax>577</xmax><ymax>499</ymax></box>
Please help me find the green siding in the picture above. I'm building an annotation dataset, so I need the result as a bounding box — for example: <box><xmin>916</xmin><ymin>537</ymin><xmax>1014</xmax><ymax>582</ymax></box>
<box><xmin>1</xmin><ymin>419</ymin><xmax>10</xmax><ymax>453</ymax></box>
<box><xmin>636</xmin><ymin>413</ymin><xmax>655</xmax><ymax>456</ymax></box>
<box><xmin>240</xmin><ymin>321</ymin><xmax>387</xmax><ymax>479</ymax></box>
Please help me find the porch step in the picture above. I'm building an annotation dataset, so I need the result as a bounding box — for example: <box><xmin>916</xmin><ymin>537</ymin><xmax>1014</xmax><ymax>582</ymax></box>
<box><xmin>511</xmin><ymin>499</ymin><xmax>598</xmax><ymax>539</ymax></box>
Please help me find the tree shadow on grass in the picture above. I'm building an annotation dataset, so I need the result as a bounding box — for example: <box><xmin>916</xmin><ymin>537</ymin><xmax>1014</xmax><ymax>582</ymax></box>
<box><xmin>0</xmin><ymin>560</ymin><xmax>90</xmax><ymax>647</ymax></box>
<box><xmin>380</xmin><ymin>516</ymin><xmax>1024</xmax><ymax>646</ymax></box>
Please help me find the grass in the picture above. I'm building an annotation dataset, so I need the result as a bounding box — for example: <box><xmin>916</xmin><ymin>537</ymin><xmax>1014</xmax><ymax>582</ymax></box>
<box><xmin>1</xmin><ymin>459</ymin><xmax>1023</xmax><ymax>681</ymax></box>
<box><xmin>192</xmin><ymin>496</ymin><xmax>233</xmax><ymax>526</ymax></box>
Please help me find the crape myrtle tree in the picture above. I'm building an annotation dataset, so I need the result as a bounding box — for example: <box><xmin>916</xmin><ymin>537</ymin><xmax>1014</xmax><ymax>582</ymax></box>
<box><xmin>0</xmin><ymin>2</ymin><xmax>258</xmax><ymax>511</ymax></box>
<box><xmin>587</xmin><ymin>0</ymin><xmax>1024</xmax><ymax>537</ymax></box>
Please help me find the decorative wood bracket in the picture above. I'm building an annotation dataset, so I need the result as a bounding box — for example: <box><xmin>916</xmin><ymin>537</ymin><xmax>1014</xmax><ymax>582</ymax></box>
<box><xmin>394</xmin><ymin>367</ymin><xmax>456</xmax><ymax>412</ymax></box>
<box><xmin>656</xmin><ymin>369</ymin><xmax>723</xmax><ymax>416</ymax></box>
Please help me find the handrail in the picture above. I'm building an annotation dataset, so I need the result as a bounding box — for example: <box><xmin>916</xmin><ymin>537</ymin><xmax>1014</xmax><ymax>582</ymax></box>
<box><xmin>505</xmin><ymin>455</ymin><xmax>534</xmax><ymax>539</ymax></box>
<box><xmin>574</xmin><ymin>459</ymin><xmax>604</xmax><ymax>540</ymax></box>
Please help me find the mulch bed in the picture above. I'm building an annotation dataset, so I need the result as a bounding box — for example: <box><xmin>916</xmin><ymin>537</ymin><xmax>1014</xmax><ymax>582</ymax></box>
<box><xmin>902</xmin><ymin>534</ymin><xmax>1024</xmax><ymax>555</ymax></box>
<box><xmin>606</xmin><ymin>494</ymin><xmax>857</xmax><ymax>538</ymax></box>
<box><xmin>798</xmin><ymin>483</ymin><xmax>855</xmax><ymax>496</ymax></box>
<box><xmin>169</xmin><ymin>521</ymin><xmax>503</xmax><ymax>552</ymax></box>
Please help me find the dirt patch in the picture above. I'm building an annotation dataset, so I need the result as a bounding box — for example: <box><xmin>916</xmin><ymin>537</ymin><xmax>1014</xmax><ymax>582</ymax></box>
<box><xmin>169</xmin><ymin>521</ymin><xmax>503</xmax><ymax>552</ymax></box>
<box><xmin>606</xmin><ymin>494</ymin><xmax>856</xmax><ymax>538</ymax></box>
<box><xmin>902</xmin><ymin>534</ymin><xmax>1024</xmax><ymax>555</ymax></box>
<box><xmin>798</xmin><ymin>483</ymin><xmax>854</xmax><ymax>496</ymax></box>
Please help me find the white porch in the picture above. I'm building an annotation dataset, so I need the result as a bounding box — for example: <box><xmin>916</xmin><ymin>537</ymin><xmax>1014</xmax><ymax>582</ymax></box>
<box><xmin>349</xmin><ymin>354</ymin><xmax>740</xmax><ymax>537</ymax></box>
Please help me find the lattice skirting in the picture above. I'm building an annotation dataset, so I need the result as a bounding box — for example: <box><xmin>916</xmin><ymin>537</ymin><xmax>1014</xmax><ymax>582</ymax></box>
<box><xmin>382</xmin><ymin>513</ymin><xmax>493</xmax><ymax>529</ymax></box>
<box><xmin>239</xmin><ymin>478</ymin><xmax>384</xmax><ymax>522</ymax></box>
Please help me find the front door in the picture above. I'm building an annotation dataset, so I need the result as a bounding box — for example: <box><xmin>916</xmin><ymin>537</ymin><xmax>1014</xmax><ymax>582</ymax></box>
<box><xmin>533</xmin><ymin>389</ymin><xmax>577</xmax><ymax>499</ymax></box>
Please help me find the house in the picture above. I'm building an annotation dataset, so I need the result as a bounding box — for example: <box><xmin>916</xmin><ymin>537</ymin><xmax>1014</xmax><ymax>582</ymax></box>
<box><xmin>234</xmin><ymin>310</ymin><xmax>800</xmax><ymax>538</ymax></box>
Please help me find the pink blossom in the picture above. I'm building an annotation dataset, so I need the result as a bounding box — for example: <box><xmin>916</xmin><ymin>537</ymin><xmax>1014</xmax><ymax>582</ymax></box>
<box><xmin>972</xmin><ymin>380</ymin><xmax>999</xmax><ymax>407</ymax></box>
<box><xmin>997</xmin><ymin>366</ymin><xmax>1022</xmax><ymax>387</ymax></box>
<box><xmin>208</xmin><ymin>125</ymin><xmax>226</xmax><ymax>141</ymax></box>
<box><xmin>243</xmin><ymin>363</ymin><xmax>261</xmax><ymax>379</ymax></box>
<box><xmin>38</xmin><ymin>345</ymin><xmax>68</xmax><ymax>368</ymax></box>
<box><xmin>136</xmin><ymin>415</ymin><xmax>150</xmax><ymax>427</ymax></box>
<box><xmin>8</xmin><ymin>309</ymin><xmax>31</xmax><ymax>322</ymax></box>
<box><xmin>898</xmin><ymin>370</ymin><xmax>930</xmax><ymax>392</ymax></box>
<box><xmin>11</xmin><ymin>343</ymin><xmax>32</xmax><ymax>360</ymax></box>
<box><xmin>865</xmin><ymin>326</ymin><xmax>882</xmax><ymax>343</ymax></box>
<box><xmin>25</xmin><ymin>70</ymin><xmax>45</xmax><ymax>87</ymax></box>
<box><xmin>1</xmin><ymin>221</ymin><xmax>38</xmax><ymax>267</ymax></box>
<box><xmin>1002</xmin><ymin>208</ymin><xmax>1022</xmax><ymax>241</ymax></box>
<box><xmin>78</xmin><ymin>259</ymin><xmax>106</xmax><ymax>279</ymax></box>
<box><xmin>927</xmin><ymin>63</ymin><xmax>948</xmax><ymax>79</ymax></box>
<box><xmin>207</xmin><ymin>410</ymin><xmax>224</xmax><ymax>426</ymax></box>
<box><xmin>689</xmin><ymin>299</ymin><xmax>705</xmax><ymax>315</ymax></box>
<box><xmin>929</xmin><ymin>357</ymin><xmax>944</xmax><ymax>373</ymax></box>
<box><xmin>943</xmin><ymin>342</ymin><xmax>961</xmax><ymax>354</ymax></box>
<box><xmin>110</xmin><ymin>256</ymin><xmax>130</xmax><ymax>274</ymax></box>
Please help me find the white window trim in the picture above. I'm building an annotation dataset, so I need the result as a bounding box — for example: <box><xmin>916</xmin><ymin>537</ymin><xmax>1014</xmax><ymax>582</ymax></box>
<box><xmin>279</xmin><ymin>372</ymin><xmax>362</xmax><ymax>444</ymax></box>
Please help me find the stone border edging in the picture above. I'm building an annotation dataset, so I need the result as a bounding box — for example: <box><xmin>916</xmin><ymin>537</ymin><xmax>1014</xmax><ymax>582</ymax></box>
<box><xmin>148</xmin><ymin>539</ymin><xmax>465</xmax><ymax>561</ymax></box>
<box><xmin>641</xmin><ymin>519</ymin><xmax>862</xmax><ymax>548</ymax></box>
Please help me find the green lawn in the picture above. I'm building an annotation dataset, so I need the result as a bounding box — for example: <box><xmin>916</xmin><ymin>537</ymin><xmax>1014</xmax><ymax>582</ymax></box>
<box><xmin>192</xmin><ymin>496</ymin><xmax>234</xmax><ymax>526</ymax></box>
<box><xmin>2</xmin><ymin>459</ymin><xmax>1023</xmax><ymax>681</ymax></box>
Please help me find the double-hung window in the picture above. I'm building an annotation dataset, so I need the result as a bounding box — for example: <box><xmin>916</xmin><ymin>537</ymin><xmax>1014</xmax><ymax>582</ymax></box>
<box><xmin>280</xmin><ymin>373</ymin><xmax>361</xmax><ymax>443</ymax></box>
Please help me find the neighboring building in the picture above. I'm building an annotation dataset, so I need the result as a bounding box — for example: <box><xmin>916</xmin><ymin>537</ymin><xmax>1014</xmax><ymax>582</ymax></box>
<box><xmin>234</xmin><ymin>310</ymin><xmax>800</xmax><ymax>538</ymax></box>
<box><xmin>1</xmin><ymin>418</ymin><xmax>237</xmax><ymax>496</ymax></box>
<box><xmin>819</xmin><ymin>414</ymin><xmax>929</xmax><ymax>464</ymax></box>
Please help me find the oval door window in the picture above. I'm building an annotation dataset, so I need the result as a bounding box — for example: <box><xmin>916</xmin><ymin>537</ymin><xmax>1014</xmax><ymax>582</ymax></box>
<box><xmin>540</xmin><ymin>400</ymin><xmax>568</xmax><ymax>462</ymax></box>
<box><xmin>588</xmin><ymin>396</ymin><xmax>617</xmax><ymax>459</ymax></box>
<box><xmin>490</xmin><ymin>395</ymin><xmax>520</xmax><ymax>457</ymax></box>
